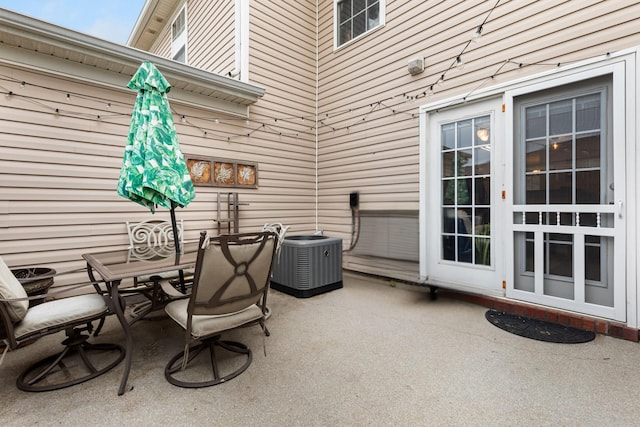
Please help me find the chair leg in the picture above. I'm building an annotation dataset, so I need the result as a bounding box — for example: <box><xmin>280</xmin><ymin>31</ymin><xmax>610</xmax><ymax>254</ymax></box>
<box><xmin>16</xmin><ymin>329</ymin><xmax>125</xmax><ymax>392</ymax></box>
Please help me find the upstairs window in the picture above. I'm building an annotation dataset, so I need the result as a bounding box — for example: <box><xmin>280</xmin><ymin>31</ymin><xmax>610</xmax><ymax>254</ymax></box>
<box><xmin>335</xmin><ymin>0</ymin><xmax>384</xmax><ymax>48</ymax></box>
<box><xmin>171</xmin><ymin>6</ymin><xmax>187</xmax><ymax>63</ymax></box>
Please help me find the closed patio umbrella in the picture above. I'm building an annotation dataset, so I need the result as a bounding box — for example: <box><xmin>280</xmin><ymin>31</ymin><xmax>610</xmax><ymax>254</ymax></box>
<box><xmin>117</xmin><ymin>61</ymin><xmax>195</xmax><ymax>254</ymax></box>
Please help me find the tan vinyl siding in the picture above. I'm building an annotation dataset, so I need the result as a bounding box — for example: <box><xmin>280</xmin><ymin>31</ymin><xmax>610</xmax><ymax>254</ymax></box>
<box><xmin>315</xmin><ymin>0</ymin><xmax>640</xmax><ymax>281</ymax></box>
<box><xmin>0</xmin><ymin>63</ymin><xmax>299</xmax><ymax>293</ymax></box>
<box><xmin>142</xmin><ymin>0</ymin><xmax>319</xmax><ymax>237</ymax></box>
<box><xmin>187</xmin><ymin>0</ymin><xmax>236</xmax><ymax>74</ymax></box>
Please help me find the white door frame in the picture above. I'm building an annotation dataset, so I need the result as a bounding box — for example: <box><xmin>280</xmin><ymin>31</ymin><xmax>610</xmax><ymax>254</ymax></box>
<box><xmin>504</xmin><ymin>61</ymin><xmax>630</xmax><ymax>322</ymax></box>
<box><xmin>419</xmin><ymin>49</ymin><xmax>637</xmax><ymax>327</ymax></box>
<box><xmin>420</xmin><ymin>97</ymin><xmax>505</xmax><ymax>295</ymax></box>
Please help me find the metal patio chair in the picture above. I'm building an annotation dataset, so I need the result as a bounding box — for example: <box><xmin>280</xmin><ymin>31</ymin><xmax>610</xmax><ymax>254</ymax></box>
<box><xmin>0</xmin><ymin>256</ymin><xmax>124</xmax><ymax>392</ymax></box>
<box><xmin>125</xmin><ymin>219</ymin><xmax>192</xmax><ymax>322</ymax></box>
<box><xmin>164</xmin><ymin>230</ymin><xmax>277</xmax><ymax>388</ymax></box>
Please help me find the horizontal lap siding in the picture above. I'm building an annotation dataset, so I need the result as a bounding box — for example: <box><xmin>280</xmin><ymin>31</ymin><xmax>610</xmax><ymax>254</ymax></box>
<box><xmin>188</xmin><ymin>0</ymin><xmax>235</xmax><ymax>74</ymax></box>
<box><xmin>0</xmin><ymin>66</ymin><xmax>137</xmax><ymax>289</ymax></box>
<box><xmin>245</xmin><ymin>0</ymin><xmax>318</xmax><ymax>234</ymax></box>
<box><xmin>316</xmin><ymin>0</ymin><xmax>640</xmax><ymax>282</ymax></box>
<box><xmin>150</xmin><ymin>1</ymin><xmax>319</xmax><ymax>236</ymax></box>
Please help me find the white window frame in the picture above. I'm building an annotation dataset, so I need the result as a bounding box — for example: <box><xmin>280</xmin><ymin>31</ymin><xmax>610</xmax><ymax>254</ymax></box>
<box><xmin>171</xmin><ymin>5</ymin><xmax>187</xmax><ymax>63</ymax></box>
<box><xmin>333</xmin><ymin>0</ymin><xmax>385</xmax><ymax>50</ymax></box>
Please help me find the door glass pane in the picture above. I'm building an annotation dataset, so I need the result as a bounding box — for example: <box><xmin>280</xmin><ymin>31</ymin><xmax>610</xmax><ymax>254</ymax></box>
<box><xmin>525</xmin><ymin>139</ymin><xmax>546</xmax><ymax>172</ymax></box>
<box><xmin>549</xmin><ymin>135</ymin><xmax>572</xmax><ymax>170</ymax></box>
<box><xmin>459</xmin><ymin>150</ymin><xmax>473</xmax><ymax>176</ymax></box>
<box><xmin>549</xmin><ymin>99</ymin><xmax>572</xmax><ymax>135</ymax></box>
<box><xmin>474</xmin><ymin>177</ymin><xmax>490</xmax><ymax>205</ymax></box>
<box><xmin>440</xmin><ymin>115</ymin><xmax>491</xmax><ymax>265</ymax></box>
<box><xmin>442</xmin><ymin>151</ymin><xmax>455</xmax><ymax>177</ymax></box>
<box><xmin>525</xmin><ymin>105</ymin><xmax>546</xmax><ymax>138</ymax></box>
<box><xmin>442</xmin><ymin>123</ymin><xmax>455</xmax><ymax>150</ymax></box>
<box><xmin>457</xmin><ymin>120</ymin><xmax>472</xmax><ymax>148</ymax></box>
<box><xmin>474</xmin><ymin>148</ymin><xmax>491</xmax><ymax>174</ymax></box>
<box><xmin>525</xmin><ymin>174</ymin><xmax>546</xmax><ymax>203</ymax></box>
<box><xmin>576</xmin><ymin>170</ymin><xmax>600</xmax><ymax>204</ymax></box>
<box><xmin>576</xmin><ymin>132</ymin><xmax>600</xmax><ymax>168</ymax></box>
<box><xmin>457</xmin><ymin>178</ymin><xmax>472</xmax><ymax>205</ymax></box>
<box><xmin>549</xmin><ymin>172</ymin><xmax>572</xmax><ymax>204</ymax></box>
<box><xmin>576</xmin><ymin>93</ymin><xmax>600</xmax><ymax>131</ymax></box>
<box><xmin>585</xmin><ymin>241</ymin><xmax>601</xmax><ymax>282</ymax></box>
<box><xmin>548</xmin><ymin>240</ymin><xmax>573</xmax><ymax>277</ymax></box>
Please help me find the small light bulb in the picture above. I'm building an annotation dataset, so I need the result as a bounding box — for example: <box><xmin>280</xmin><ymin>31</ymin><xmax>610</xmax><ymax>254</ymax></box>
<box><xmin>472</xmin><ymin>26</ymin><xmax>483</xmax><ymax>42</ymax></box>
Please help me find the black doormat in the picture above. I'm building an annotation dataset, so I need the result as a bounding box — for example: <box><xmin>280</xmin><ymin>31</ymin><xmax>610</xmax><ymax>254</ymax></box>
<box><xmin>485</xmin><ymin>309</ymin><xmax>595</xmax><ymax>343</ymax></box>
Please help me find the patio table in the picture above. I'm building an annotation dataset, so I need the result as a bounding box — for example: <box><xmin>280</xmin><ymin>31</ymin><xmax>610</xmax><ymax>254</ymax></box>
<box><xmin>83</xmin><ymin>242</ymin><xmax>199</xmax><ymax>395</ymax></box>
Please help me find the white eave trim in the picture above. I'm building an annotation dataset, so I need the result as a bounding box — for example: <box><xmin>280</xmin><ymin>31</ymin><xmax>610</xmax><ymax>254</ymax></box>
<box><xmin>0</xmin><ymin>8</ymin><xmax>265</xmax><ymax>117</ymax></box>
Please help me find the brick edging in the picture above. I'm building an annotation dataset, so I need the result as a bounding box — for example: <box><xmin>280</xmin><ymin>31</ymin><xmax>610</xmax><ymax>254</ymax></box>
<box><xmin>439</xmin><ymin>289</ymin><xmax>639</xmax><ymax>342</ymax></box>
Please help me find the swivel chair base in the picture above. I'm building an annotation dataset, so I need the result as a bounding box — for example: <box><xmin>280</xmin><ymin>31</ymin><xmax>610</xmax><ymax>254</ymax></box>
<box><xmin>165</xmin><ymin>338</ymin><xmax>252</xmax><ymax>388</ymax></box>
<box><xmin>16</xmin><ymin>329</ymin><xmax>125</xmax><ymax>392</ymax></box>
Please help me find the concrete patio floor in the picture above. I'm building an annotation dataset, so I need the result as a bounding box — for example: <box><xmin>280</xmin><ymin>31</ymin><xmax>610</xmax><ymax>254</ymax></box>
<box><xmin>2</xmin><ymin>271</ymin><xmax>640</xmax><ymax>426</ymax></box>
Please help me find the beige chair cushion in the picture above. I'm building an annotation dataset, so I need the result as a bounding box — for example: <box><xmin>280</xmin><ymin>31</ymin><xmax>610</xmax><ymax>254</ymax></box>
<box><xmin>165</xmin><ymin>298</ymin><xmax>263</xmax><ymax>340</ymax></box>
<box><xmin>14</xmin><ymin>294</ymin><xmax>108</xmax><ymax>340</ymax></box>
<box><xmin>0</xmin><ymin>256</ymin><xmax>29</xmax><ymax>322</ymax></box>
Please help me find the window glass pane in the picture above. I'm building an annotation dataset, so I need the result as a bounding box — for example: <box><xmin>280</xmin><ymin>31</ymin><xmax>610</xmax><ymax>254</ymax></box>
<box><xmin>457</xmin><ymin>120</ymin><xmax>472</xmax><ymax>148</ymax></box>
<box><xmin>576</xmin><ymin>93</ymin><xmax>600</xmax><ymax>131</ymax></box>
<box><xmin>367</xmin><ymin>3</ymin><xmax>379</xmax><ymax>29</ymax></box>
<box><xmin>339</xmin><ymin>22</ymin><xmax>351</xmax><ymax>44</ymax></box>
<box><xmin>474</xmin><ymin>148</ymin><xmax>490</xmax><ymax>175</ymax></box>
<box><xmin>354</xmin><ymin>0</ymin><xmax>366</xmax><ymax>13</ymax></box>
<box><xmin>352</xmin><ymin>11</ymin><xmax>366</xmax><ymax>38</ymax></box>
<box><xmin>525</xmin><ymin>139</ymin><xmax>546</xmax><ymax>172</ymax></box>
<box><xmin>339</xmin><ymin>1</ymin><xmax>351</xmax><ymax>23</ymax></box>
<box><xmin>549</xmin><ymin>172</ymin><xmax>572</xmax><ymax>204</ymax></box>
<box><xmin>576</xmin><ymin>132</ymin><xmax>600</xmax><ymax>168</ymax></box>
<box><xmin>548</xmin><ymin>135</ymin><xmax>572</xmax><ymax>170</ymax></box>
<box><xmin>525</xmin><ymin>105</ymin><xmax>546</xmax><ymax>139</ymax></box>
<box><xmin>576</xmin><ymin>170</ymin><xmax>600</xmax><ymax>204</ymax></box>
<box><xmin>172</xmin><ymin>10</ymin><xmax>185</xmax><ymax>41</ymax></box>
<box><xmin>549</xmin><ymin>99</ymin><xmax>572</xmax><ymax>135</ymax></box>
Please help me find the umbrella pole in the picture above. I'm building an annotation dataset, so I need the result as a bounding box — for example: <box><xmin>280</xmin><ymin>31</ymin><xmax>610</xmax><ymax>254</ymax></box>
<box><xmin>169</xmin><ymin>202</ymin><xmax>187</xmax><ymax>293</ymax></box>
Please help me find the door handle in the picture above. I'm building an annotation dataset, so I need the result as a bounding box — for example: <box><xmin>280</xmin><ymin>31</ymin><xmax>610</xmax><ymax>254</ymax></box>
<box><xmin>616</xmin><ymin>200</ymin><xmax>623</xmax><ymax>218</ymax></box>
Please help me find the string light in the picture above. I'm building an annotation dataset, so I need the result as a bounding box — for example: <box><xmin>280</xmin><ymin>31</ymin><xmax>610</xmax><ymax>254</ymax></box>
<box><xmin>456</xmin><ymin>56</ymin><xmax>464</xmax><ymax>71</ymax></box>
<box><xmin>472</xmin><ymin>25</ymin><xmax>483</xmax><ymax>43</ymax></box>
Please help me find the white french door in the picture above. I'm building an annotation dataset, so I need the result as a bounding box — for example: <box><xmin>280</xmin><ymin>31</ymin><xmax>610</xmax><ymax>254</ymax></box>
<box><xmin>424</xmin><ymin>98</ymin><xmax>504</xmax><ymax>292</ymax></box>
<box><xmin>506</xmin><ymin>66</ymin><xmax>626</xmax><ymax>321</ymax></box>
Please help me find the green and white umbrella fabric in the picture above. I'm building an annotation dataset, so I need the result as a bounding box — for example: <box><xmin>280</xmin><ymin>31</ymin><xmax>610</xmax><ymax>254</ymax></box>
<box><xmin>117</xmin><ymin>62</ymin><xmax>195</xmax><ymax>251</ymax></box>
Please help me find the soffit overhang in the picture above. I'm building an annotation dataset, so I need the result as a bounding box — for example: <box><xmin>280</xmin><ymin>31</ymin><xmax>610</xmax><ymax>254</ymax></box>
<box><xmin>128</xmin><ymin>0</ymin><xmax>177</xmax><ymax>51</ymax></box>
<box><xmin>0</xmin><ymin>8</ymin><xmax>264</xmax><ymax>117</ymax></box>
